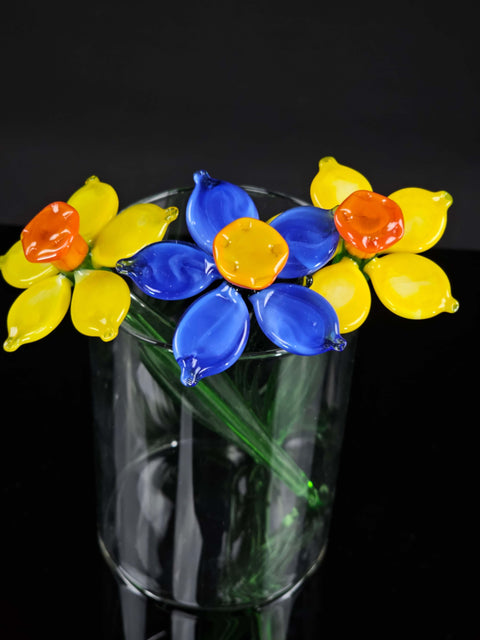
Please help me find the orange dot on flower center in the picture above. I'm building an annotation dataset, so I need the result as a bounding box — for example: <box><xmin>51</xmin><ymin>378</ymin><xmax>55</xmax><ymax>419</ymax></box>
<box><xmin>213</xmin><ymin>217</ymin><xmax>289</xmax><ymax>290</ymax></box>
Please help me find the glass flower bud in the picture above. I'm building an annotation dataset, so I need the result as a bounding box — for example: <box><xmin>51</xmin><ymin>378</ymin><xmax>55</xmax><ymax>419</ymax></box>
<box><xmin>310</xmin><ymin>156</ymin><xmax>372</xmax><ymax>209</ymax></box>
<box><xmin>309</xmin><ymin>257</ymin><xmax>372</xmax><ymax>333</ymax></box>
<box><xmin>250</xmin><ymin>283</ymin><xmax>346</xmax><ymax>355</ymax></box>
<box><xmin>21</xmin><ymin>202</ymin><xmax>88</xmax><ymax>271</ymax></box>
<box><xmin>364</xmin><ymin>253</ymin><xmax>459</xmax><ymax>319</ymax></box>
<box><xmin>91</xmin><ymin>203</ymin><xmax>179</xmax><ymax>268</ymax></box>
<box><xmin>187</xmin><ymin>170</ymin><xmax>259</xmax><ymax>254</ymax></box>
<box><xmin>173</xmin><ymin>283</ymin><xmax>250</xmax><ymax>386</ymax></box>
<box><xmin>334</xmin><ymin>190</ymin><xmax>404</xmax><ymax>254</ymax></box>
<box><xmin>70</xmin><ymin>270</ymin><xmax>131</xmax><ymax>341</ymax></box>
<box><xmin>387</xmin><ymin>188</ymin><xmax>453</xmax><ymax>253</ymax></box>
<box><xmin>67</xmin><ymin>175</ymin><xmax>119</xmax><ymax>244</ymax></box>
<box><xmin>213</xmin><ymin>217</ymin><xmax>289</xmax><ymax>290</ymax></box>
<box><xmin>0</xmin><ymin>240</ymin><xmax>58</xmax><ymax>288</ymax></box>
<box><xmin>4</xmin><ymin>274</ymin><xmax>72</xmax><ymax>352</ymax></box>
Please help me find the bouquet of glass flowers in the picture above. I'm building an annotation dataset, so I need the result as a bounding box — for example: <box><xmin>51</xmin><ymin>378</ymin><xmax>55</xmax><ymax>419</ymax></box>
<box><xmin>0</xmin><ymin>157</ymin><xmax>459</xmax><ymax>607</ymax></box>
<box><xmin>1</xmin><ymin>156</ymin><xmax>458</xmax><ymax>367</ymax></box>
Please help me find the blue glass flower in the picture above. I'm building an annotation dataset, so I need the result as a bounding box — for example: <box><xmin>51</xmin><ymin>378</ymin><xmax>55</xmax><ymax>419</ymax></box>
<box><xmin>117</xmin><ymin>171</ymin><xmax>345</xmax><ymax>386</ymax></box>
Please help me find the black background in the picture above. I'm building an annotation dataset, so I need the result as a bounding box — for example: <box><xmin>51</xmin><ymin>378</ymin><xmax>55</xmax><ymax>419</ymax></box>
<box><xmin>0</xmin><ymin>1</ymin><xmax>478</xmax><ymax>249</ymax></box>
<box><xmin>0</xmin><ymin>2</ymin><xmax>479</xmax><ymax>639</ymax></box>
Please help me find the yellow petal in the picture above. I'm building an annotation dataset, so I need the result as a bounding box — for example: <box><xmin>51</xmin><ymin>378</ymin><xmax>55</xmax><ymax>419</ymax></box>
<box><xmin>387</xmin><ymin>188</ymin><xmax>452</xmax><ymax>253</ymax></box>
<box><xmin>91</xmin><ymin>203</ymin><xmax>179</xmax><ymax>268</ymax></box>
<box><xmin>3</xmin><ymin>274</ymin><xmax>72</xmax><ymax>351</ymax></box>
<box><xmin>67</xmin><ymin>175</ymin><xmax>119</xmax><ymax>244</ymax></box>
<box><xmin>0</xmin><ymin>240</ymin><xmax>58</xmax><ymax>288</ymax></box>
<box><xmin>308</xmin><ymin>257</ymin><xmax>371</xmax><ymax>333</ymax></box>
<box><xmin>70</xmin><ymin>270</ymin><xmax>131</xmax><ymax>341</ymax></box>
<box><xmin>364</xmin><ymin>253</ymin><xmax>459</xmax><ymax>319</ymax></box>
<box><xmin>310</xmin><ymin>157</ymin><xmax>372</xmax><ymax>209</ymax></box>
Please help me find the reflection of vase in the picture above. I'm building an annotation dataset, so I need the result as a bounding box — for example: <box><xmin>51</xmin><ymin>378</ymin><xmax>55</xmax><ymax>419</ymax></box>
<box><xmin>90</xmin><ymin>187</ymin><xmax>356</xmax><ymax>620</ymax></box>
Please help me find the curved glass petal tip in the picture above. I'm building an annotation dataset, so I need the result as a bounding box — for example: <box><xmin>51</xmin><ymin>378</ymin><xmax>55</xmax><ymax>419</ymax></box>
<box><xmin>186</xmin><ymin>170</ymin><xmax>259</xmax><ymax>253</ymax></box>
<box><xmin>364</xmin><ymin>253</ymin><xmax>459</xmax><ymax>319</ymax></box>
<box><xmin>71</xmin><ymin>270</ymin><xmax>131</xmax><ymax>341</ymax></box>
<box><xmin>387</xmin><ymin>188</ymin><xmax>453</xmax><ymax>254</ymax></box>
<box><xmin>4</xmin><ymin>274</ymin><xmax>72</xmax><ymax>352</ymax></box>
<box><xmin>269</xmin><ymin>205</ymin><xmax>339</xmax><ymax>278</ymax></box>
<box><xmin>67</xmin><ymin>175</ymin><xmax>119</xmax><ymax>244</ymax></box>
<box><xmin>116</xmin><ymin>241</ymin><xmax>221</xmax><ymax>300</ymax></box>
<box><xmin>310</xmin><ymin>156</ymin><xmax>372</xmax><ymax>209</ymax></box>
<box><xmin>250</xmin><ymin>283</ymin><xmax>346</xmax><ymax>355</ymax></box>
<box><xmin>91</xmin><ymin>203</ymin><xmax>179</xmax><ymax>268</ymax></box>
<box><xmin>173</xmin><ymin>283</ymin><xmax>250</xmax><ymax>386</ymax></box>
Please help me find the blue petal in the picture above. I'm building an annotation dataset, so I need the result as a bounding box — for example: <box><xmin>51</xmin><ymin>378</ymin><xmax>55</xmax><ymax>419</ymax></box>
<box><xmin>250</xmin><ymin>283</ymin><xmax>346</xmax><ymax>355</ymax></box>
<box><xmin>269</xmin><ymin>206</ymin><xmax>339</xmax><ymax>278</ymax></box>
<box><xmin>116</xmin><ymin>241</ymin><xmax>221</xmax><ymax>300</ymax></box>
<box><xmin>186</xmin><ymin>170</ymin><xmax>259</xmax><ymax>254</ymax></box>
<box><xmin>173</xmin><ymin>283</ymin><xmax>250</xmax><ymax>386</ymax></box>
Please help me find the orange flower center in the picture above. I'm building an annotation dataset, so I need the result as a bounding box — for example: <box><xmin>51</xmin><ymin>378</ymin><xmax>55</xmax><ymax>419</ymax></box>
<box><xmin>21</xmin><ymin>202</ymin><xmax>88</xmax><ymax>271</ymax></box>
<box><xmin>212</xmin><ymin>217</ymin><xmax>289</xmax><ymax>290</ymax></box>
<box><xmin>334</xmin><ymin>190</ymin><xmax>404</xmax><ymax>254</ymax></box>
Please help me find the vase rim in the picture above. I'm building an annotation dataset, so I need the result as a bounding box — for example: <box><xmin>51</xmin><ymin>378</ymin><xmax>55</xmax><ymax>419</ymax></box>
<box><xmin>120</xmin><ymin>313</ymin><xmax>288</xmax><ymax>359</ymax></box>
<box><xmin>127</xmin><ymin>183</ymin><xmax>310</xmax><ymax>210</ymax></box>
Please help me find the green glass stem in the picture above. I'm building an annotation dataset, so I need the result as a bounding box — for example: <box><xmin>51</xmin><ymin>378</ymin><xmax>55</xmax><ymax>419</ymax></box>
<box><xmin>124</xmin><ymin>306</ymin><xmax>322</xmax><ymax>510</ymax></box>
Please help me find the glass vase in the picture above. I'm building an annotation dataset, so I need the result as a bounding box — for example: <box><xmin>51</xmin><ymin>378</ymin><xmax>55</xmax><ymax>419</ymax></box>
<box><xmin>89</xmin><ymin>185</ymin><xmax>357</xmax><ymax>614</ymax></box>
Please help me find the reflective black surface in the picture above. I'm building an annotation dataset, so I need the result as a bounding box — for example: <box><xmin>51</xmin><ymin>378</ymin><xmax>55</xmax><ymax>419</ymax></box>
<box><xmin>0</xmin><ymin>223</ymin><xmax>477</xmax><ymax>639</ymax></box>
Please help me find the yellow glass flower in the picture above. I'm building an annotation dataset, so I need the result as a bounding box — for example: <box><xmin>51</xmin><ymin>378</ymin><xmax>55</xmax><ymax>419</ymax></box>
<box><xmin>1</xmin><ymin>176</ymin><xmax>178</xmax><ymax>351</ymax></box>
<box><xmin>308</xmin><ymin>159</ymin><xmax>458</xmax><ymax>331</ymax></box>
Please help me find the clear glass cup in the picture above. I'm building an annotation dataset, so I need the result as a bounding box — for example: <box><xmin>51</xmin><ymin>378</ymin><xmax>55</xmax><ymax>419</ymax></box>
<box><xmin>90</xmin><ymin>186</ymin><xmax>356</xmax><ymax>612</ymax></box>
